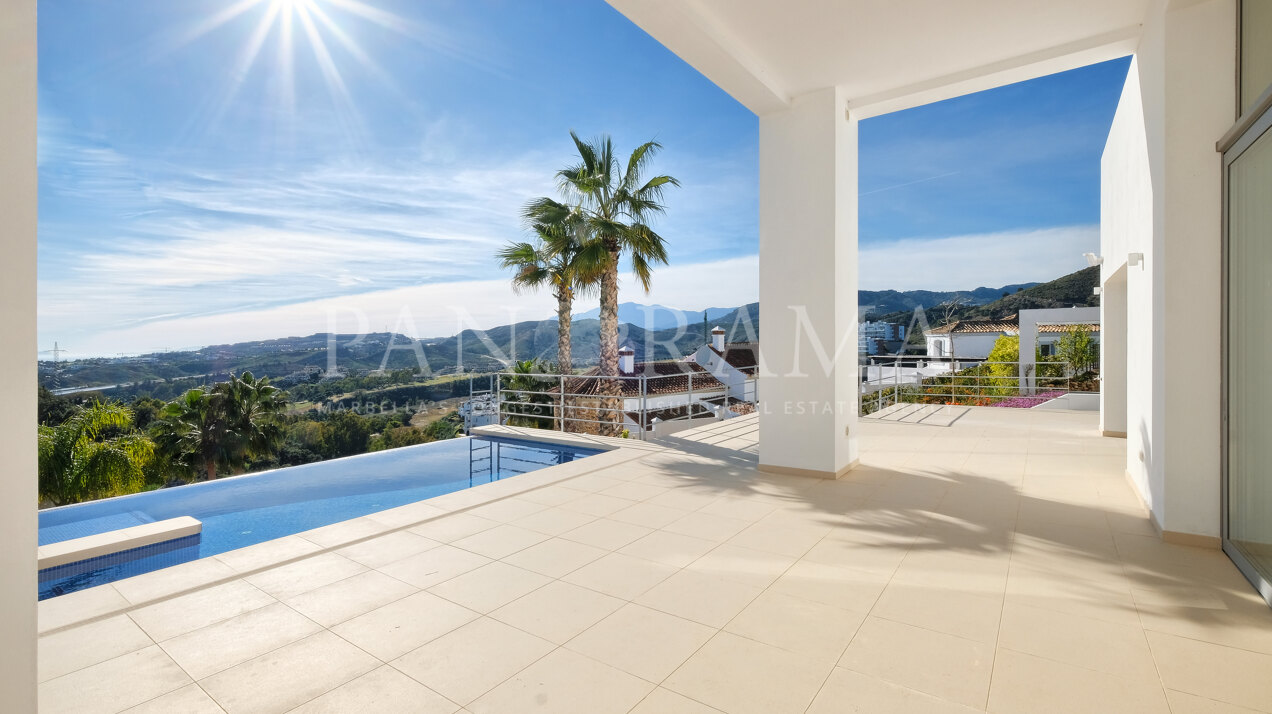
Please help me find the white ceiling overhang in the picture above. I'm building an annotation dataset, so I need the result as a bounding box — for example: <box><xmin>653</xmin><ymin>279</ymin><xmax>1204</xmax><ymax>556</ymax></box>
<box><xmin>605</xmin><ymin>0</ymin><xmax>1149</xmax><ymax>117</ymax></box>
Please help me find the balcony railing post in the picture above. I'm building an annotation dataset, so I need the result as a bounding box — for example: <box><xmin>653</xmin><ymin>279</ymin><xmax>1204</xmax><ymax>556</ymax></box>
<box><xmin>558</xmin><ymin>374</ymin><xmax>565</xmax><ymax>432</ymax></box>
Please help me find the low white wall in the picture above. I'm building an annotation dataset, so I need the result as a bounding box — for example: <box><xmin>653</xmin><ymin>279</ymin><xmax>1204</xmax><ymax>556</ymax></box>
<box><xmin>1034</xmin><ymin>393</ymin><xmax>1101</xmax><ymax>411</ymax></box>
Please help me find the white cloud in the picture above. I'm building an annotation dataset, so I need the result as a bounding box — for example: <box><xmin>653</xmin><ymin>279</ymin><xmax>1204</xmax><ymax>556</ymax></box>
<box><xmin>858</xmin><ymin>225</ymin><xmax>1097</xmax><ymax>291</ymax></box>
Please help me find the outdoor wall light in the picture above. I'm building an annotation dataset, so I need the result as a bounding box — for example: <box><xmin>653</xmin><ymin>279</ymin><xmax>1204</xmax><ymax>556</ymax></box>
<box><xmin>1084</xmin><ymin>252</ymin><xmax>1104</xmax><ymax>267</ymax></box>
<box><xmin>1093</xmin><ymin>286</ymin><xmax>1103</xmax><ymax>296</ymax></box>
<box><xmin>1128</xmin><ymin>252</ymin><xmax>1145</xmax><ymax>268</ymax></box>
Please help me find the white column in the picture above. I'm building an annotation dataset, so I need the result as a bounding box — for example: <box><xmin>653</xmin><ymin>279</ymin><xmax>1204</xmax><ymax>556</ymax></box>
<box><xmin>757</xmin><ymin>87</ymin><xmax>859</xmax><ymax>478</ymax></box>
<box><xmin>1101</xmin><ymin>267</ymin><xmax>1128</xmax><ymax>437</ymax></box>
<box><xmin>0</xmin><ymin>0</ymin><xmax>39</xmax><ymax>707</ymax></box>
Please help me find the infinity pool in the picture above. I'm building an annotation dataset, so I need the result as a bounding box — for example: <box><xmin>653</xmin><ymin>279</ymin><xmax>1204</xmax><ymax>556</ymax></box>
<box><xmin>38</xmin><ymin>435</ymin><xmax>600</xmax><ymax>599</ymax></box>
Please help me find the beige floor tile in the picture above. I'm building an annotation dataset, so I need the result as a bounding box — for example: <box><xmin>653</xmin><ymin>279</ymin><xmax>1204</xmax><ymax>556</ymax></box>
<box><xmin>727</xmin><ymin>522</ymin><xmax>828</xmax><ymax>557</ymax></box>
<box><xmin>629</xmin><ymin>687</ymin><xmax>724</xmax><ymax>714</ymax></box>
<box><xmin>159</xmin><ymin>601</ymin><xmax>321</xmax><ymax>680</ymax></box>
<box><xmin>409</xmin><ymin>513</ymin><xmax>501</xmax><ymax>542</ymax></box>
<box><xmin>807</xmin><ymin>667</ymin><xmax>981</xmax><ymax>714</ymax></box>
<box><xmin>724</xmin><ymin>590</ymin><xmax>863</xmax><ymax>663</ymax></box>
<box><xmin>890</xmin><ymin>548</ymin><xmax>1010</xmax><ymax>593</ymax></box>
<box><xmin>122</xmin><ymin>683</ymin><xmax>225</xmax><ymax>713</ymax></box>
<box><xmin>767</xmin><ymin>560</ymin><xmax>889</xmax><ymax>613</ymax></box>
<box><xmin>378</xmin><ymin>544</ymin><xmax>492</xmax><ymax>589</ymax></box>
<box><xmin>243</xmin><ymin>552</ymin><xmax>367</xmax><ymax>601</ymax></box>
<box><xmin>801</xmin><ymin>534</ymin><xmax>911</xmax><ymax>576</ymax></box>
<box><xmin>560</xmin><ymin>492</ymin><xmax>638</xmax><ymax>517</ymax></box>
<box><xmin>453</xmin><ymin>524</ymin><xmax>550</xmax><ymax>559</ymax></box>
<box><xmin>469</xmin><ymin>647</ymin><xmax>653</xmax><ymax>714</ymax></box>
<box><xmin>127</xmin><ymin>579</ymin><xmax>275</xmax><ymax>643</ymax></box>
<box><xmin>335</xmin><ymin>530</ymin><xmax>440</xmax><ymax>569</ymax></box>
<box><xmin>290</xmin><ymin>664</ymin><xmax>458</xmax><ymax>714</ymax></box>
<box><xmin>1166</xmin><ymin>689</ymin><xmax>1267</xmax><ymax>713</ymax></box>
<box><xmin>560</xmin><ymin>518</ymin><xmax>653</xmax><ymax>550</ymax></box>
<box><xmin>200</xmin><ymin>631</ymin><xmax>378</xmax><ymax>714</ymax></box>
<box><xmin>502</xmin><ymin>537</ymin><xmax>608</xmax><ymax>578</ymax></box>
<box><xmin>39</xmin><ymin>613</ymin><xmax>153</xmax><ymax>683</ymax></box>
<box><xmin>284</xmin><ymin>570</ymin><xmax>418</xmax><ymax>627</ymax></box>
<box><xmin>871</xmin><ymin>582</ymin><xmax>1004</xmax><ymax>644</ymax></box>
<box><xmin>213</xmin><ymin>536</ymin><xmax>324</xmax><ymax>574</ymax></box>
<box><xmin>684</xmin><ymin>542</ymin><xmax>797</xmax><ymax>588</ymax></box>
<box><xmin>636</xmin><ymin>569</ymin><xmax>764</xmax><ymax>628</ymax></box>
<box><xmin>839</xmin><ymin>616</ymin><xmax>992</xmax><ymax>709</ymax></box>
<box><xmin>611</xmin><ymin>501</ymin><xmax>694</xmax><ymax>529</ymax></box>
<box><xmin>297</xmin><ymin>516</ymin><xmax>390</xmax><ymax>548</ymax></box>
<box><xmin>517</xmin><ymin>484</ymin><xmax>589</xmax><ymax>507</ymax></box>
<box><xmin>332</xmin><ymin>591</ymin><xmax>478</xmax><ymax>661</ymax></box>
<box><xmin>600</xmin><ymin>480</ymin><xmax>670</xmax><ymax>502</ymax></box>
<box><xmin>1004</xmin><ymin>561</ymin><xmax>1141</xmax><ymax>627</ymax></box>
<box><xmin>465</xmin><ymin>498</ymin><xmax>546</xmax><ymax>523</ymax></box>
<box><xmin>113</xmin><ymin>557</ymin><xmax>240</xmax><ymax>605</ymax></box>
<box><xmin>39</xmin><ymin>645</ymin><xmax>190</xmax><ymax>714</ymax></box>
<box><xmin>663</xmin><ymin>631</ymin><xmax>831</xmax><ymax>714</ymax></box>
<box><xmin>561</xmin><ymin>552</ymin><xmax>678</xmax><ymax>600</ymax></box>
<box><xmin>392</xmin><ymin>616</ymin><xmax>554</xmax><ymax>705</ymax></box>
<box><xmin>491</xmin><ymin>580</ymin><xmax>623</xmax><ymax>645</ymax></box>
<box><xmin>38</xmin><ymin>584</ymin><xmax>130</xmax><ymax>634</ymax></box>
<box><xmin>619</xmin><ymin>530</ymin><xmax>718</xmax><ymax>568</ymax></box>
<box><xmin>564</xmin><ymin>473</ymin><xmax>629</xmax><ymax>493</ymax></box>
<box><xmin>428</xmin><ymin>561</ymin><xmax>551</xmax><ymax>613</ymax></box>
<box><xmin>1147</xmin><ymin>630</ymin><xmax>1272</xmax><ymax>712</ymax></box>
<box><xmin>366</xmin><ymin>501</ymin><xmax>449</xmax><ymax>529</ymax></box>
<box><xmin>511</xmin><ymin>507</ymin><xmax>597</xmax><ymax>536</ymax></box>
<box><xmin>663</xmin><ymin>512</ymin><xmax>752</xmax><ymax>542</ymax></box>
<box><xmin>987</xmin><ymin>648</ymin><xmax>1169</xmax><ymax>713</ymax></box>
<box><xmin>998</xmin><ymin>601</ymin><xmax>1158</xmax><ymax>681</ymax></box>
<box><xmin>697</xmin><ymin>496</ymin><xmax>777</xmax><ymax>522</ymax></box>
<box><xmin>566</xmin><ymin>603</ymin><xmax>715</xmax><ymax>682</ymax></box>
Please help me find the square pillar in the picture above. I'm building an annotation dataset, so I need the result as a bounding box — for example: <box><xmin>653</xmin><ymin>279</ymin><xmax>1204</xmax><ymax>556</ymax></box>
<box><xmin>0</xmin><ymin>0</ymin><xmax>39</xmax><ymax>707</ymax></box>
<box><xmin>757</xmin><ymin>87</ymin><xmax>859</xmax><ymax>478</ymax></box>
<box><xmin>1101</xmin><ymin>266</ymin><xmax>1128</xmax><ymax>437</ymax></box>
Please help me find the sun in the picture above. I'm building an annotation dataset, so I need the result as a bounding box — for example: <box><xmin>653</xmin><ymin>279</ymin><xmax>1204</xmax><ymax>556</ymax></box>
<box><xmin>171</xmin><ymin>0</ymin><xmax>417</xmax><ymax>147</ymax></box>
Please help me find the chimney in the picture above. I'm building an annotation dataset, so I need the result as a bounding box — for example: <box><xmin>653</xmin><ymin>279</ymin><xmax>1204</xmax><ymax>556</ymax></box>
<box><xmin>711</xmin><ymin>327</ymin><xmax>725</xmax><ymax>352</ymax></box>
<box><xmin>618</xmin><ymin>346</ymin><xmax>635</xmax><ymax>374</ymax></box>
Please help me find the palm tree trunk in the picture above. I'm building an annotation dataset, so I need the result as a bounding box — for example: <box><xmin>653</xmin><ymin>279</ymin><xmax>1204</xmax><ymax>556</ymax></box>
<box><xmin>557</xmin><ymin>289</ymin><xmax>572</xmax><ymax>375</ymax></box>
<box><xmin>203</xmin><ymin>457</ymin><xmax>217</xmax><ymax>482</ymax></box>
<box><xmin>598</xmin><ymin>252</ymin><xmax>622</xmax><ymax>436</ymax></box>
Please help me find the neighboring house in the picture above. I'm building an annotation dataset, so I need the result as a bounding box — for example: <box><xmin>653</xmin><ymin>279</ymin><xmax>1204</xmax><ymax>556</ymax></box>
<box><xmin>557</xmin><ymin>346</ymin><xmax>727</xmax><ymax>435</ymax></box>
<box><xmin>926</xmin><ymin>309</ymin><xmax>1101</xmax><ymax>361</ymax></box>
<box><xmin>925</xmin><ymin>319</ymin><xmax>1019</xmax><ymax>360</ymax></box>
<box><xmin>459</xmin><ymin>393</ymin><xmax>498</xmax><ymax>433</ymax></box>
<box><xmin>689</xmin><ymin>328</ymin><xmax>759</xmax><ymax>403</ymax></box>
<box><xmin>858</xmin><ymin>321</ymin><xmax>906</xmax><ymax>355</ymax></box>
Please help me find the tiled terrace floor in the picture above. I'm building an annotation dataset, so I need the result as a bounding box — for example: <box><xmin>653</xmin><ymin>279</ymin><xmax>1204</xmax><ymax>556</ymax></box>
<box><xmin>38</xmin><ymin>409</ymin><xmax>1272</xmax><ymax>713</ymax></box>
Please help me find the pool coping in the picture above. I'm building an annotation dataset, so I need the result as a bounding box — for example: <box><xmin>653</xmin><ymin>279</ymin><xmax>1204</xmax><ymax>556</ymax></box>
<box><xmin>38</xmin><ymin>430</ymin><xmax>662</xmax><ymax>636</ymax></box>
<box><xmin>38</xmin><ymin>516</ymin><xmax>202</xmax><ymax>570</ymax></box>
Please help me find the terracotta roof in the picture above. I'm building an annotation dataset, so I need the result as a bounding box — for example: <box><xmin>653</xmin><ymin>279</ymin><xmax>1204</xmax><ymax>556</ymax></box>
<box><xmin>927</xmin><ymin>320</ymin><xmax>1019</xmax><ymax>335</ymax></box>
<box><xmin>562</xmin><ymin>361</ymin><xmax>724</xmax><ymax>397</ymax></box>
<box><xmin>1037</xmin><ymin>323</ymin><xmax>1100</xmax><ymax>333</ymax></box>
<box><xmin>710</xmin><ymin>342</ymin><xmax>759</xmax><ymax>370</ymax></box>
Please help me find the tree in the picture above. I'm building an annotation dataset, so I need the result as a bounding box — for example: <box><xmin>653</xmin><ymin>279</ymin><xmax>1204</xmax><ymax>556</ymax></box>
<box><xmin>547</xmin><ymin>132</ymin><xmax>679</xmax><ymax>433</ymax></box>
<box><xmin>320</xmin><ymin>411</ymin><xmax>373</xmax><ymax>458</ymax></box>
<box><xmin>38</xmin><ymin>402</ymin><xmax>154</xmax><ymax>505</ymax></box>
<box><xmin>498</xmin><ymin>203</ymin><xmax>589</xmax><ymax>375</ymax></box>
<box><xmin>151</xmin><ymin>388</ymin><xmax>227</xmax><ymax>481</ymax></box>
<box><xmin>213</xmin><ymin>371</ymin><xmax>286</xmax><ymax>474</ymax></box>
<box><xmin>1057</xmin><ymin>326</ymin><xmax>1098</xmax><ymax>375</ymax></box>
<box><xmin>501</xmin><ymin>359</ymin><xmax>557</xmax><ymax>429</ymax></box>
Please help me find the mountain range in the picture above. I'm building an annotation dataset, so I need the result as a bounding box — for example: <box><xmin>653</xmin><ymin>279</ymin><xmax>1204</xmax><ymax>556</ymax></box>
<box><xmin>41</xmin><ymin>272</ymin><xmax>1095</xmax><ymax>391</ymax></box>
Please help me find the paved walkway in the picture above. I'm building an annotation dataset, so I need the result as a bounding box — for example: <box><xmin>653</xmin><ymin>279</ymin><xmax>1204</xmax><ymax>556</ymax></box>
<box><xmin>38</xmin><ymin>409</ymin><xmax>1272</xmax><ymax>713</ymax></box>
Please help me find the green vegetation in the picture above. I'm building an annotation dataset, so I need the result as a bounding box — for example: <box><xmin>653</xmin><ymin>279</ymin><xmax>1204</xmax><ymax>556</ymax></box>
<box><xmin>38</xmin><ymin>402</ymin><xmax>155</xmax><ymax>506</ymax></box>
<box><xmin>500</xmin><ymin>359</ymin><xmax>557</xmax><ymax>429</ymax></box>
<box><xmin>37</xmin><ymin>371</ymin><xmax>466</xmax><ymax>506</ymax></box>
<box><xmin>1057</xmin><ymin>326</ymin><xmax>1098</xmax><ymax>375</ymax></box>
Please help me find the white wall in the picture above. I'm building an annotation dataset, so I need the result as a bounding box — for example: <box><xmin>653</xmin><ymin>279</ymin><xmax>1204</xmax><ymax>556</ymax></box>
<box><xmin>758</xmin><ymin>87</ymin><xmax>859</xmax><ymax>477</ymax></box>
<box><xmin>1102</xmin><ymin>266</ymin><xmax>1129</xmax><ymax>434</ymax></box>
<box><xmin>950</xmin><ymin>333</ymin><xmax>1003</xmax><ymax>360</ymax></box>
<box><xmin>1101</xmin><ymin>0</ymin><xmax>1234</xmax><ymax>538</ymax></box>
<box><xmin>0</xmin><ymin>0</ymin><xmax>38</xmax><ymax>707</ymax></box>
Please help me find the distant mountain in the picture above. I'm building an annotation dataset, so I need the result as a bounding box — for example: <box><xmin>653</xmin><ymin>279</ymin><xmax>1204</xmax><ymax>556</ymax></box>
<box><xmin>574</xmin><ymin>302</ymin><xmax>740</xmax><ymax>330</ymax></box>
<box><xmin>859</xmin><ymin>281</ymin><xmax>1039</xmax><ymax>319</ymax></box>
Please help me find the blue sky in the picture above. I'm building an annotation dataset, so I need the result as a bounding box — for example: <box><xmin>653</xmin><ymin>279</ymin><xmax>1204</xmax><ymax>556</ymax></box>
<box><xmin>37</xmin><ymin>0</ymin><xmax>1129</xmax><ymax>355</ymax></box>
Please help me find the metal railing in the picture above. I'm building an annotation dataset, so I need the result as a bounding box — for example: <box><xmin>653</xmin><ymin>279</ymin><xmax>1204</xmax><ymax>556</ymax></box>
<box><xmin>860</xmin><ymin>357</ymin><xmax>1077</xmax><ymax>415</ymax></box>
<box><xmin>490</xmin><ymin>370</ymin><xmax>756</xmax><ymax>439</ymax></box>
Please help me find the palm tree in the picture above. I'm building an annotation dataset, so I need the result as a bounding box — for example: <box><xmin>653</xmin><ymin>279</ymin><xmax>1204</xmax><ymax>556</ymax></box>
<box><xmin>214</xmin><ymin>371</ymin><xmax>286</xmax><ymax>474</ymax></box>
<box><xmin>542</xmin><ymin>132</ymin><xmax>678</xmax><ymax>434</ymax></box>
<box><xmin>38</xmin><ymin>402</ymin><xmax>154</xmax><ymax>505</ymax></box>
<box><xmin>500</xmin><ymin>359</ymin><xmax>556</xmax><ymax>429</ymax></box>
<box><xmin>152</xmin><ymin>388</ymin><xmax>227</xmax><ymax>482</ymax></box>
<box><xmin>498</xmin><ymin>203</ymin><xmax>588</xmax><ymax>375</ymax></box>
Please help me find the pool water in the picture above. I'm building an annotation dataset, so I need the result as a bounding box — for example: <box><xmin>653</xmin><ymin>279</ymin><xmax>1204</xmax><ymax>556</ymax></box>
<box><xmin>38</xmin><ymin>436</ymin><xmax>600</xmax><ymax>599</ymax></box>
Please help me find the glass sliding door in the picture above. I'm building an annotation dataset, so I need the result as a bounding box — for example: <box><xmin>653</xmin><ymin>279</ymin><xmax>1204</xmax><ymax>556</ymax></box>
<box><xmin>1225</xmin><ymin>113</ymin><xmax>1272</xmax><ymax>606</ymax></box>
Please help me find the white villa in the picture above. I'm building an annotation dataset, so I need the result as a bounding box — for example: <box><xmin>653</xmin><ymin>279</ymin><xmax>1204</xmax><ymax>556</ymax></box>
<box><xmin>924</xmin><ymin>307</ymin><xmax>1102</xmax><ymax>361</ymax></box>
<box><xmin>5</xmin><ymin>0</ymin><xmax>1272</xmax><ymax>710</ymax></box>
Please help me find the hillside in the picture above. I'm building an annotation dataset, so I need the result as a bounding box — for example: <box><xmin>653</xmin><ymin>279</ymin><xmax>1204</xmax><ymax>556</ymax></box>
<box><xmin>859</xmin><ymin>281</ymin><xmax>1039</xmax><ymax>319</ymax></box>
